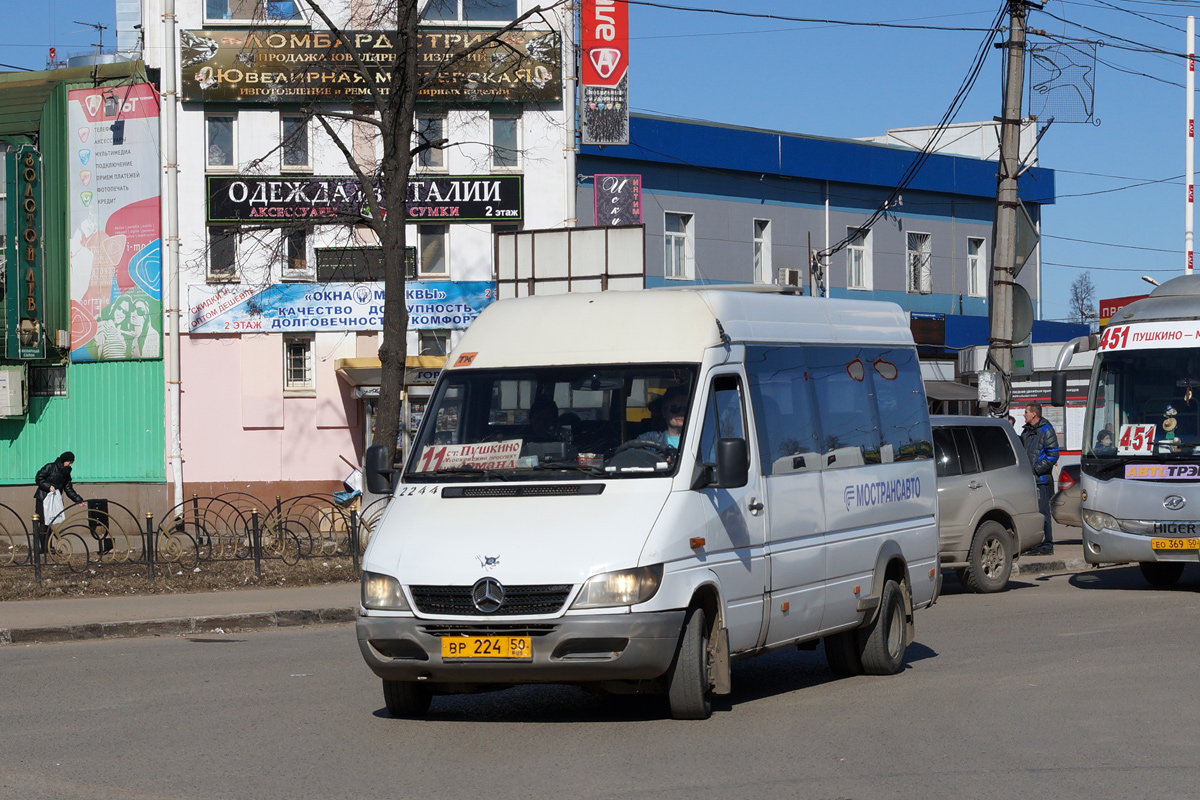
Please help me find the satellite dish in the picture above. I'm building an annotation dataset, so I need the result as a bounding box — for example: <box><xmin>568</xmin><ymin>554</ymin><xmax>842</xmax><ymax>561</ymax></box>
<box><xmin>1013</xmin><ymin>283</ymin><xmax>1034</xmax><ymax>344</ymax></box>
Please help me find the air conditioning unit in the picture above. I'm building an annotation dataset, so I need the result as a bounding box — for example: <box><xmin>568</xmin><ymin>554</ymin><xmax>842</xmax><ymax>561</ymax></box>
<box><xmin>0</xmin><ymin>366</ymin><xmax>27</xmax><ymax>418</ymax></box>
<box><xmin>776</xmin><ymin>268</ymin><xmax>802</xmax><ymax>287</ymax></box>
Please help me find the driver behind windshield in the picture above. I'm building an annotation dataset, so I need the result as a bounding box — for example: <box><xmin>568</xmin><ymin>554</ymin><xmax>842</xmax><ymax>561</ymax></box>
<box><xmin>638</xmin><ymin>385</ymin><xmax>689</xmax><ymax>450</ymax></box>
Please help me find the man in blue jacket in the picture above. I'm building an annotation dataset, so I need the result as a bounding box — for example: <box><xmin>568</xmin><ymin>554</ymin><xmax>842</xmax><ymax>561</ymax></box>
<box><xmin>1020</xmin><ymin>404</ymin><xmax>1060</xmax><ymax>555</ymax></box>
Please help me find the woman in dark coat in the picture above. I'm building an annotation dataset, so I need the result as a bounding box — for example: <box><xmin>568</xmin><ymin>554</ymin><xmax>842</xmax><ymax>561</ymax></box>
<box><xmin>33</xmin><ymin>452</ymin><xmax>85</xmax><ymax>553</ymax></box>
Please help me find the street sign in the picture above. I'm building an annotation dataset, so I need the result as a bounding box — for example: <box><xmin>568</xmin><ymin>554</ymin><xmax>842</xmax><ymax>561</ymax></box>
<box><xmin>1013</xmin><ymin>200</ymin><xmax>1039</xmax><ymax>276</ymax></box>
<box><xmin>1012</xmin><ymin>283</ymin><xmax>1034</xmax><ymax>344</ymax></box>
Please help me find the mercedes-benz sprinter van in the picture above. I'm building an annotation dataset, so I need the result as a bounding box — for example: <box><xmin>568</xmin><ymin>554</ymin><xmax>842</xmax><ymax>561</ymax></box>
<box><xmin>357</xmin><ymin>287</ymin><xmax>939</xmax><ymax>719</ymax></box>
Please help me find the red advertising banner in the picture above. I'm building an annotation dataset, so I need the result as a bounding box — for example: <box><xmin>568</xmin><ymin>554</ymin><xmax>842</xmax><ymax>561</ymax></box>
<box><xmin>580</xmin><ymin>0</ymin><xmax>630</xmax><ymax>146</ymax></box>
<box><xmin>1098</xmin><ymin>294</ymin><xmax>1148</xmax><ymax>328</ymax></box>
<box><xmin>581</xmin><ymin>0</ymin><xmax>628</xmax><ymax>87</ymax></box>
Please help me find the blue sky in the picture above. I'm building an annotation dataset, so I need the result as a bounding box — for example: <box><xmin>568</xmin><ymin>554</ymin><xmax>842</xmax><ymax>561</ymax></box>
<box><xmin>3</xmin><ymin>0</ymin><xmax>1197</xmax><ymax>322</ymax></box>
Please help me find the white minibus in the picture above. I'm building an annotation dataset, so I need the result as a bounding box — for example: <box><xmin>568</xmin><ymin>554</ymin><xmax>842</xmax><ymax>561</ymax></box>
<box><xmin>357</xmin><ymin>287</ymin><xmax>940</xmax><ymax>719</ymax></box>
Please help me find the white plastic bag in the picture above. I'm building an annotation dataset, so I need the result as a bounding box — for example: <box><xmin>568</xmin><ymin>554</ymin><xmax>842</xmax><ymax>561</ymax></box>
<box><xmin>42</xmin><ymin>490</ymin><xmax>65</xmax><ymax>528</ymax></box>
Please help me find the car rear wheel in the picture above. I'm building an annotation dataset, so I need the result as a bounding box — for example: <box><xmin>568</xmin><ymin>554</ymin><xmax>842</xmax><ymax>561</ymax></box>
<box><xmin>1139</xmin><ymin>561</ymin><xmax>1185</xmax><ymax>588</ymax></box>
<box><xmin>382</xmin><ymin>679</ymin><xmax>432</xmax><ymax>718</ymax></box>
<box><xmin>961</xmin><ymin>521</ymin><xmax>1014</xmax><ymax>594</ymax></box>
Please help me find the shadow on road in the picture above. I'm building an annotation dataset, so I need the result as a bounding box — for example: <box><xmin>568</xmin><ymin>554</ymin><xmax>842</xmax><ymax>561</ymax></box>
<box><xmin>369</xmin><ymin>639</ymin><xmax>939</xmax><ymax>723</ymax></box>
<box><xmin>938</xmin><ymin>570</ymin><xmax>1039</xmax><ymax>596</ymax></box>
<box><xmin>1066</xmin><ymin>563</ymin><xmax>1200</xmax><ymax>592</ymax></box>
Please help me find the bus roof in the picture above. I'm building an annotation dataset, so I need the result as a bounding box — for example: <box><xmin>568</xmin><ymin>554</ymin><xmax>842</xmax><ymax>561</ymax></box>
<box><xmin>1120</xmin><ymin>274</ymin><xmax>1200</xmax><ymax>325</ymax></box>
<box><xmin>448</xmin><ymin>288</ymin><xmax>915</xmax><ymax>369</ymax></box>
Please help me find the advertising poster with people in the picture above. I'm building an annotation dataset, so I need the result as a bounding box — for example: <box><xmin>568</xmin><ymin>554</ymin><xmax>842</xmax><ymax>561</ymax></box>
<box><xmin>67</xmin><ymin>84</ymin><xmax>163</xmax><ymax>362</ymax></box>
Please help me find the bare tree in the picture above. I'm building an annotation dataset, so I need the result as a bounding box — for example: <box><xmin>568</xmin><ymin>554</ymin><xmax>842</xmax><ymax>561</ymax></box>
<box><xmin>195</xmin><ymin>0</ymin><xmax>567</xmax><ymax>465</ymax></box>
<box><xmin>1068</xmin><ymin>271</ymin><xmax>1097</xmax><ymax>330</ymax></box>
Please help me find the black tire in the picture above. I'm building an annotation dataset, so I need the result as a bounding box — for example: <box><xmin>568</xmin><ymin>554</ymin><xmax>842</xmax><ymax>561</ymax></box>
<box><xmin>666</xmin><ymin>607</ymin><xmax>712</xmax><ymax>720</ymax></box>
<box><xmin>1139</xmin><ymin>561</ymin><xmax>1185</xmax><ymax>588</ymax></box>
<box><xmin>858</xmin><ymin>579</ymin><xmax>908</xmax><ymax>675</ymax></box>
<box><xmin>961</xmin><ymin>521</ymin><xmax>1014</xmax><ymax>594</ymax></box>
<box><xmin>823</xmin><ymin>630</ymin><xmax>864</xmax><ymax>677</ymax></box>
<box><xmin>382</xmin><ymin>680</ymin><xmax>432</xmax><ymax>718</ymax></box>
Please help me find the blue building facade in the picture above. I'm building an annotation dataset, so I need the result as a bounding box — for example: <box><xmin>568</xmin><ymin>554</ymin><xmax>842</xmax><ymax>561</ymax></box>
<box><xmin>577</xmin><ymin>115</ymin><xmax>1085</xmax><ymax>353</ymax></box>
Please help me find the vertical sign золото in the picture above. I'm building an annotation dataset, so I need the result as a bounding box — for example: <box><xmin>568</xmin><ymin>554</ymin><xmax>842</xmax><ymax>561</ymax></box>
<box><xmin>5</xmin><ymin>146</ymin><xmax>44</xmax><ymax>360</ymax></box>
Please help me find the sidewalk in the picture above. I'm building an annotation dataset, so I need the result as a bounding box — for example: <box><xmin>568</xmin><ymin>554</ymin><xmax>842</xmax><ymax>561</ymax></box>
<box><xmin>0</xmin><ymin>539</ymin><xmax>1098</xmax><ymax>646</ymax></box>
<box><xmin>0</xmin><ymin>582</ymin><xmax>360</xmax><ymax>645</ymax></box>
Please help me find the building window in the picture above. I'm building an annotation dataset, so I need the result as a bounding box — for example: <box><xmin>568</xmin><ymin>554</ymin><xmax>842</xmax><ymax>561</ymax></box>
<box><xmin>419</xmin><ymin>329</ymin><xmax>451</xmax><ymax>357</ymax></box>
<box><xmin>421</xmin><ymin>0</ymin><xmax>516</xmax><ymax>22</ymax></box>
<box><xmin>281</xmin><ymin>114</ymin><xmax>309</xmax><ymax>170</ymax></box>
<box><xmin>419</xmin><ymin>224</ymin><xmax>448</xmax><ymax>276</ymax></box>
<box><xmin>491</xmin><ymin>114</ymin><xmax>520</xmax><ymax>168</ymax></box>
<box><xmin>906</xmin><ymin>232</ymin><xmax>932</xmax><ymax>294</ymax></box>
<box><xmin>753</xmin><ymin>219</ymin><xmax>771</xmax><ymax>283</ymax></box>
<box><xmin>208</xmin><ymin>226</ymin><xmax>238</xmax><ymax>281</ymax></box>
<box><xmin>206</xmin><ymin>115</ymin><xmax>235</xmax><ymax>169</ymax></box>
<box><xmin>967</xmin><ymin>237</ymin><xmax>986</xmax><ymax>297</ymax></box>
<box><xmin>206</xmin><ymin>0</ymin><xmax>304</xmax><ymax>21</ymax></box>
<box><xmin>847</xmin><ymin>227</ymin><xmax>871</xmax><ymax>290</ymax></box>
<box><xmin>416</xmin><ymin>115</ymin><xmax>446</xmax><ymax>169</ymax></box>
<box><xmin>284</xmin><ymin>335</ymin><xmax>315</xmax><ymax>392</ymax></box>
<box><xmin>664</xmin><ymin>212</ymin><xmax>693</xmax><ymax>280</ymax></box>
<box><xmin>29</xmin><ymin>366</ymin><xmax>67</xmax><ymax>397</ymax></box>
<box><xmin>282</xmin><ymin>228</ymin><xmax>312</xmax><ymax>279</ymax></box>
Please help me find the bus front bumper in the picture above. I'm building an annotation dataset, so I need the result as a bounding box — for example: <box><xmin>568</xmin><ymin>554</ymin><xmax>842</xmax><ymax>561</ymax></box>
<box><xmin>357</xmin><ymin>609</ymin><xmax>686</xmax><ymax>684</ymax></box>
<box><xmin>1083</xmin><ymin>523</ymin><xmax>1200</xmax><ymax>565</ymax></box>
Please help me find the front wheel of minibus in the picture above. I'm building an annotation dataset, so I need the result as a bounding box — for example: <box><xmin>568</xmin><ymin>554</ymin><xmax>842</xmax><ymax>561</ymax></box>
<box><xmin>666</xmin><ymin>606</ymin><xmax>713</xmax><ymax>720</ymax></box>
<box><xmin>383</xmin><ymin>679</ymin><xmax>432</xmax><ymax>718</ymax></box>
<box><xmin>1139</xmin><ymin>561</ymin><xmax>1185</xmax><ymax>588</ymax></box>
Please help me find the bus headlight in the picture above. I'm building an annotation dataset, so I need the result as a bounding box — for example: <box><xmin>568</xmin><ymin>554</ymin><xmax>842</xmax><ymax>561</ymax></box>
<box><xmin>571</xmin><ymin>565</ymin><xmax>664</xmax><ymax>609</ymax></box>
<box><xmin>1082</xmin><ymin>510</ymin><xmax>1118</xmax><ymax>532</ymax></box>
<box><xmin>362</xmin><ymin>571</ymin><xmax>410</xmax><ymax>611</ymax></box>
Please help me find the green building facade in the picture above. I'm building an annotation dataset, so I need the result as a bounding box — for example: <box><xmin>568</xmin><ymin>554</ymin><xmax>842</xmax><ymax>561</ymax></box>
<box><xmin>0</xmin><ymin>62</ymin><xmax>165</xmax><ymax>487</ymax></box>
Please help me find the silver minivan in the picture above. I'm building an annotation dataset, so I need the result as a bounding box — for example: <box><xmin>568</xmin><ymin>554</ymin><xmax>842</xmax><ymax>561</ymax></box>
<box><xmin>931</xmin><ymin>416</ymin><xmax>1044</xmax><ymax>592</ymax></box>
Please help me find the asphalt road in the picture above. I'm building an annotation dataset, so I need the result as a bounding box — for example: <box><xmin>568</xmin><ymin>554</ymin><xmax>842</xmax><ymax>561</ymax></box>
<box><xmin>3</xmin><ymin>564</ymin><xmax>1200</xmax><ymax>800</ymax></box>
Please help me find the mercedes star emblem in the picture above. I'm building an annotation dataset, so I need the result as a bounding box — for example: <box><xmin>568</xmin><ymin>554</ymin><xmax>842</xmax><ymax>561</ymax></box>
<box><xmin>472</xmin><ymin>577</ymin><xmax>505</xmax><ymax>613</ymax></box>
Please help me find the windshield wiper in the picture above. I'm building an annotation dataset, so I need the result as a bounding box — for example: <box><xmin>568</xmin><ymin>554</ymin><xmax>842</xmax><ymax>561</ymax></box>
<box><xmin>430</xmin><ymin>466</ymin><xmax>511</xmax><ymax>481</ymax></box>
<box><xmin>527</xmin><ymin>461</ymin><xmax>608</xmax><ymax>477</ymax></box>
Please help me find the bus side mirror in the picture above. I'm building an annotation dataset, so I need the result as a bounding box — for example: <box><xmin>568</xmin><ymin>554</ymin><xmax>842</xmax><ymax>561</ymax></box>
<box><xmin>715</xmin><ymin>438</ymin><xmax>750</xmax><ymax>489</ymax></box>
<box><xmin>364</xmin><ymin>445</ymin><xmax>396</xmax><ymax>495</ymax></box>
<box><xmin>1050</xmin><ymin>373</ymin><xmax>1067</xmax><ymax>407</ymax></box>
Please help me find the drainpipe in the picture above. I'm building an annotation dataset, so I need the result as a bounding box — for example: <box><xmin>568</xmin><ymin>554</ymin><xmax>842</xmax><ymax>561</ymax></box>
<box><xmin>563</xmin><ymin>3</ymin><xmax>577</xmax><ymax>228</ymax></box>
<box><xmin>162</xmin><ymin>0</ymin><xmax>183</xmax><ymax>505</ymax></box>
<box><xmin>824</xmin><ymin>181</ymin><xmax>830</xmax><ymax>297</ymax></box>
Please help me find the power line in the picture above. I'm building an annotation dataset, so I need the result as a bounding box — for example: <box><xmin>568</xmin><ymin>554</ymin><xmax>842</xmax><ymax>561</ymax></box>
<box><xmin>1038</xmin><ymin>7</ymin><xmax>1188</xmax><ymax>56</ymax></box>
<box><xmin>1043</xmin><ymin>259</ymin><xmax>1178</xmax><ymax>272</ymax></box>
<box><xmin>1055</xmin><ymin>174</ymin><xmax>1184</xmax><ymax>198</ymax></box>
<box><xmin>1044</xmin><ymin>233</ymin><xmax>1181</xmax><ymax>253</ymax></box>
<box><xmin>815</xmin><ymin>3</ymin><xmax>1008</xmax><ymax>260</ymax></box>
<box><xmin>621</xmin><ymin>1</ymin><xmax>1003</xmax><ymax>32</ymax></box>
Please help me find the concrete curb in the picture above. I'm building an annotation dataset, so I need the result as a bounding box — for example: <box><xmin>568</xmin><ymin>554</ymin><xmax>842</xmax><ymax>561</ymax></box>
<box><xmin>0</xmin><ymin>558</ymin><xmax>1103</xmax><ymax>646</ymax></box>
<box><xmin>0</xmin><ymin>606</ymin><xmax>356</xmax><ymax>646</ymax></box>
<box><xmin>1013</xmin><ymin>557</ymin><xmax>1092</xmax><ymax>577</ymax></box>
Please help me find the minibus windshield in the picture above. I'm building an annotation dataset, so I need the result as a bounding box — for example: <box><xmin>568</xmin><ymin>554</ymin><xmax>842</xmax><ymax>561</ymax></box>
<box><xmin>404</xmin><ymin>364</ymin><xmax>699</xmax><ymax>481</ymax></box>
<box><xmin>1084</xmin><ymin>349</ymin><xmax>1200</xmax><ymax>464</ymax></box>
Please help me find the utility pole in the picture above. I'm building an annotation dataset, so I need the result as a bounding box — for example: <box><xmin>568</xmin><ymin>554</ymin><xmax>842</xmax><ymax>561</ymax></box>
<box><xmin>987</xmin><ymin>0</ymin><xmax>1029</xmax><ymax>413</ymax></box>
